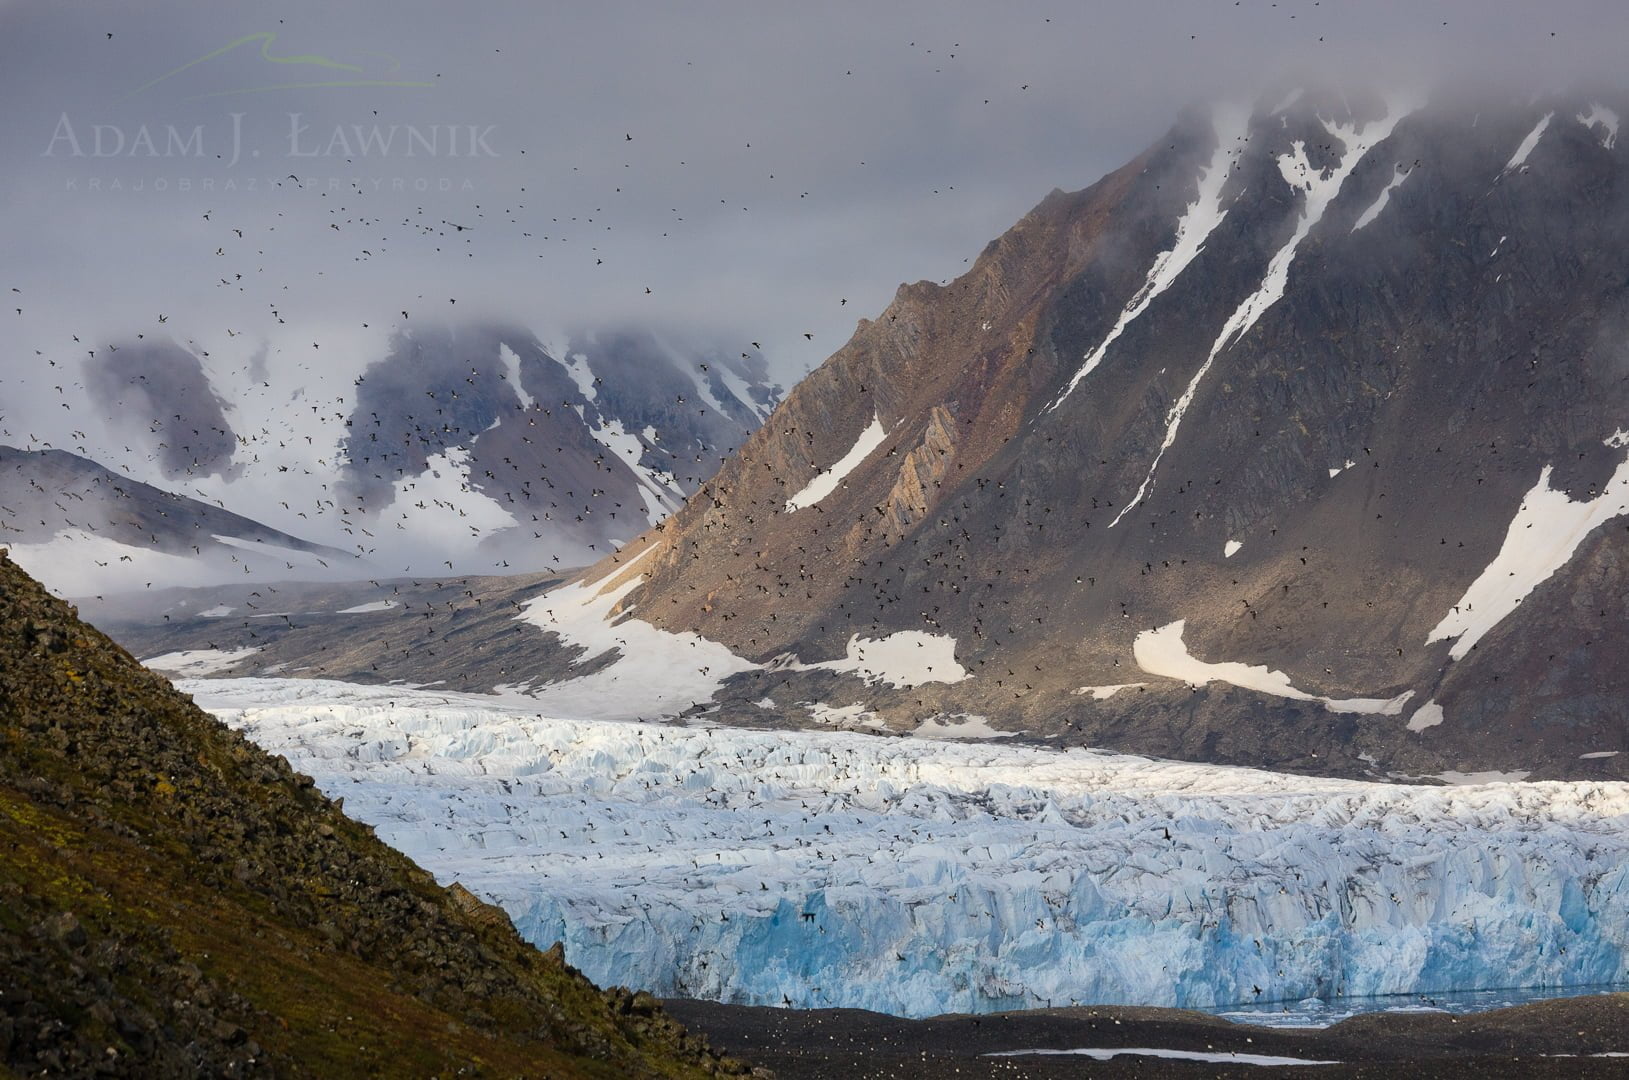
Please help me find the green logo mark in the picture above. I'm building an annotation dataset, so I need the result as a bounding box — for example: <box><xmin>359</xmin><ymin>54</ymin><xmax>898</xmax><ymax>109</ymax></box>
<box><xmin>127</xmin><ymin>31</ymin><xmax>436</xmax><ymax>100</ymax></box>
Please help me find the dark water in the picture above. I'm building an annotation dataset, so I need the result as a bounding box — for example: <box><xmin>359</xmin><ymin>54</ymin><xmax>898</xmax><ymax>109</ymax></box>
<box><xmin>1204</xmin><ymin>983</ymin><xmax>1629</xmax><ymax>1028</ymax></box>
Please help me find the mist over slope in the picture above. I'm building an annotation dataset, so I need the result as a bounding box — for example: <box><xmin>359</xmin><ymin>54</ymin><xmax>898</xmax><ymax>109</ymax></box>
<box><xmin>1</xmin><ymin>323</ymin><xmax>778</xmax><ymax>595</ymax></box>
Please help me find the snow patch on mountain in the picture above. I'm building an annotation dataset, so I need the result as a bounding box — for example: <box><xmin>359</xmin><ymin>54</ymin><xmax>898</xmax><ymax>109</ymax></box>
<box><xmin>1269</xmin><ymin>87</ymin><xmax>1304</xmax><ymax>116</ymax></box>
<box><xmin>584</xmin><ymin>418</ymin><xmax>683</xmax><ymax>524</ymax></box>
<box><xmin>335</xmin><ymin>599</ymin><xmax>399</xmax><ymax>614</ymax></box>
<box><xmin>518</xmin><ymin>549</ymin><xmax>758</xmax><ymax>719</ymax></box>
<box><xmin>1504</xmin><ymin>112</ymin><xmax>1554</xmax><ymax>173</ymax></box>
<box><xmin>190</xmin><ymin>677</ymin><xmax>1629</xmax><ymax>1018</ymax></box>
<box><xmin>795</xmin><ymin>631</ymin><xmax>970</xmax><ymax>688</ymax></box>
<box><xmin>1050</xmin><ymin>103</ymin><xmax>1250</xmax><ymax>410</ymax></box>
<box><xmin>373</xmin><ymin>446</ymin><xmax>519</xmax><ymax>562</ymax></box>
<box><xmin>1074</xmin><ymin>683</ymin><xmax>1145</xmax><ymax>700</ymax></box>
<box><xmin>785</xmin><ymin>415</ymin><xmax>892</xmax><ymax>514</ymax></box>
<box><xmin>1352</xmin><ymin>167</ymin><xmax>1411</xmax><ymax>232</ymax></box>
<box><xmin>1110</xmin><ymin>102</ymin><xmax>1413</xmax><ymax>527</ymax></box>
<box><xmin>559</xmin><ymin>352</ymin><xmax>598</xmax><ymax>402</ymax></box>
<box><xmin>143</xmin><ymin>647</ymin><xmax>260</xmax><ymax>676</ymax></box>
<box><xmin>685</xmin><ymin>364</ymin><xmax>734</xmax><ymax>423</ymax></box>
<box><xmin>496</xmin><ymin>343</ymin><xmax>536</xmax><ymax>410</ymax></box>
<box><xmin>804</xmin><ymin>701</ymin><xmax>887</xmax><ymax>731</ymax></box>
<box><xmin>1577</xmin><ymin>103</ymin><xmax>1620</xmax><ymax>149</ymax></box>
<box><xmin>2</xmin><ymin>532</ymin><xmax>197</xmax><ymax>596</ymax></box>
<box><xmin>1135</xmin><ymin>620</ymin><xmax>1413</xmax><ymax>715</ymax></box>
<box><xmin>1437</xmin><ymin>770</ymin><xmax>1531</xmax><ymax>786</ymax></box>
<box><xmin>1428</xmin><ymin>458</ymin><xmax>1629</xmax><ymax>661</ymax></box>
<box><xmin>1408</xmin><ymin>700</ymin><xmax>1446</xmax><ymax>733</ymax></box>
<box><xmin>784</xmin><ymin>415</ymin><xmax>889</xmax><ymax>513</ymax></box>
<box><xmin>0</xmin><ymin>529</ymin><xmax>340</xmax><ymax>598</ymax></box>
<box><xmin>209</xmin><ymin>533</ymin><xmax>328</xmax><ymax>567</ymax></box>
<box><xmin>714</xmin><ymin>363</ymin><xmax>773</xmax><ymax>423</ymax></box>
<box><xmin>912</xmin><ymin>714</ymin><xmax>1014</xmax><ymax>739</ymax></box>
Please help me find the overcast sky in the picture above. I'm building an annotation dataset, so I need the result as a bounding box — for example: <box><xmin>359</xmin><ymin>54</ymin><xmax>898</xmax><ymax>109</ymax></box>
<box><xmin>3</xmin><ymin>0</ymin><xmax>1626</xmax><ymax>408</ymax></box>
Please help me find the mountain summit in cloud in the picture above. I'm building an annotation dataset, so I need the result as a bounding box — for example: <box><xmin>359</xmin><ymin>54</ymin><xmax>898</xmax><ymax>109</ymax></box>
<box><xmin>337</xmin><ymin>323</ymin><xmax>778</xmax><ymax>567</ymax></box>
<box><xmin>544</xmin><ymin>87</ymin><xmax>1629</xmax><ymax>782</ymax></box>
<box><xmin>83</xmin><ymin>338</ymin><xmax>238</xmax><ymax>481</ymax></box>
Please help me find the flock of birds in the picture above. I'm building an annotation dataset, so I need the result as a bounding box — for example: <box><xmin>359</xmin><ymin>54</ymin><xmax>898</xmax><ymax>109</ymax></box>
<box><xmin>0</xmin><ymin>13</ymin><xmax>1617</xmax><ymax>1040</ymax></box>
<box><xmin>8</xmin><ymin>10</ymin><xmax>1149</xmax><ymax>609</ymax></box>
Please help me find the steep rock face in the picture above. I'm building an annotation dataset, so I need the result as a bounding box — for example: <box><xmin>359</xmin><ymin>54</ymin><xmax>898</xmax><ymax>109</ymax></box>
<box><xmin>567</xmin><ymin>90</ymin><xmax>1629</xmax><ymax>780</ymax></box>
<box><xmin>0</xmin><ymin>549</ymin><xmax>755</xmax><ymax>1078</ymax></box>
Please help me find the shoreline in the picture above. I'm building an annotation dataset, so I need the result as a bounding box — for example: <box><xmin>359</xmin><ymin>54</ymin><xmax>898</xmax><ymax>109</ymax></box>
<box><xmin>667</xmin><ymin>993</ymin><xmax>1629</xmax><ymax>1078</ymax></box>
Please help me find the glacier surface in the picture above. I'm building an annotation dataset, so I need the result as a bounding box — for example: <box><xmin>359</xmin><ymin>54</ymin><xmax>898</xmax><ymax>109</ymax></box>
<box><xmin>189</xmin><ymin>677</ymin><xmax>1629</xmax><ymax>1018</ymax></box>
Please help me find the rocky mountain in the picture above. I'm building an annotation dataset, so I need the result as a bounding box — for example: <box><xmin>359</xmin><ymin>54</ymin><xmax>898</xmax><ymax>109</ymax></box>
<box><xmin>0</xmin><ymin>548</ymin><xmax>759</xmax><ymax>1078</ymax></box>
<box><xmin>541</xmin><ymin>87</ymin><xmax>1629</xmax><ymax>781</ymax></box>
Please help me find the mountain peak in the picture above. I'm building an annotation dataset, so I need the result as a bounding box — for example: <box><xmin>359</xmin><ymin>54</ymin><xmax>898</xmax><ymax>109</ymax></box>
<box><xmin>539</xmin><ymin>91</ymin><xmax>1629</xmax><ymax>782</ymax></box>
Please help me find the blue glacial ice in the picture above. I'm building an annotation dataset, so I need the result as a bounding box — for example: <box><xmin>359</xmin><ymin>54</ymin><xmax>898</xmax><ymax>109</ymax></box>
<box><xmin>190</xmin><ymin>677</ymin><xmax>1629</xmax><ymax>1018</ymax></box>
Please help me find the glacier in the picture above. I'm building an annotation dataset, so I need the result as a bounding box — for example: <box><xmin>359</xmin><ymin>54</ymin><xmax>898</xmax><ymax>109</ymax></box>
<box><xmin>189</xmin><ymin>677</ymin><xmax>1629</xmax><ymax>1018</ymax></box>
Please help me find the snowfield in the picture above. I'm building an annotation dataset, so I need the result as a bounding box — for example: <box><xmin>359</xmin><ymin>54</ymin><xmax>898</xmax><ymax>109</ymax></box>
<box><xmin>783</xmin><ymin>414</ymin><xmax>888</xmax><ymax>513</ymax></box>
<box><xmin>1049</xmin><ymin>102</ymin><xmax>1251</xmax><ymax>412</ymax></box>
<box><xmin>775</xmin><ymin>630</ymin><xmax>970</xmax><ymax>688</ymax></box>
<box><xmin>143</xmin><ymin>647</ymin><xmax>262</xmax><ymax>676</ymax></box>
<box><xmin>517</xmin><ymin>546</ymin><xmax>758</xmax><ymax>719</ymax></box>
<box><xmin>1134</xmin><ymin>620</ymin><xmax>1414</xmax><ymax>716</ymax></box>
<box><xmin>1503</xmin><ymin>112</ymin><xmax>1554</xmax><ymax>173</ymax></box>
<box><xmin>1428</xmin><ymin>458</ymin><xmax>1629</xmax><ymax>661</ymax></box>
<box><xmin>186</xmin><ymin>677</ymin><xmax>1629</xmax><ymax>1018</ymax></box>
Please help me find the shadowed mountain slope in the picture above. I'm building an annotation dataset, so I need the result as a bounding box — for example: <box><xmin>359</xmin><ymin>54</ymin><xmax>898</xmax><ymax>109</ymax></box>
<box><xmin>563</xmin><ymin>89</ymin><xmax>1629</xmax><ymax>781</ymax></box>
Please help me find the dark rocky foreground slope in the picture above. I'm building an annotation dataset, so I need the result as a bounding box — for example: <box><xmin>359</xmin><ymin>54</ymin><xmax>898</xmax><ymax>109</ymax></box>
<box><xmin>0</xmin><ymin>549</ymin><xmax>760</xmax><ymax>1079</ymax></box>
<box><xmin>552</xmin><ymin>88</ymin><xmax>1629</xmax><ymax>781</ymax></box>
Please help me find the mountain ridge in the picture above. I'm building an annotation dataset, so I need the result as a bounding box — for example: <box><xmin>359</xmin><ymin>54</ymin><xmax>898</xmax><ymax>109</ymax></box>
<box><xmin>70</xmin><ymin>89</ymin><xmax>1629</xmax><ymax>781</ymax></box>
<box><xmin>552</xmin><ymin>87</ymin><xmax>1629</xmax><ymax>781</ymax></box>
